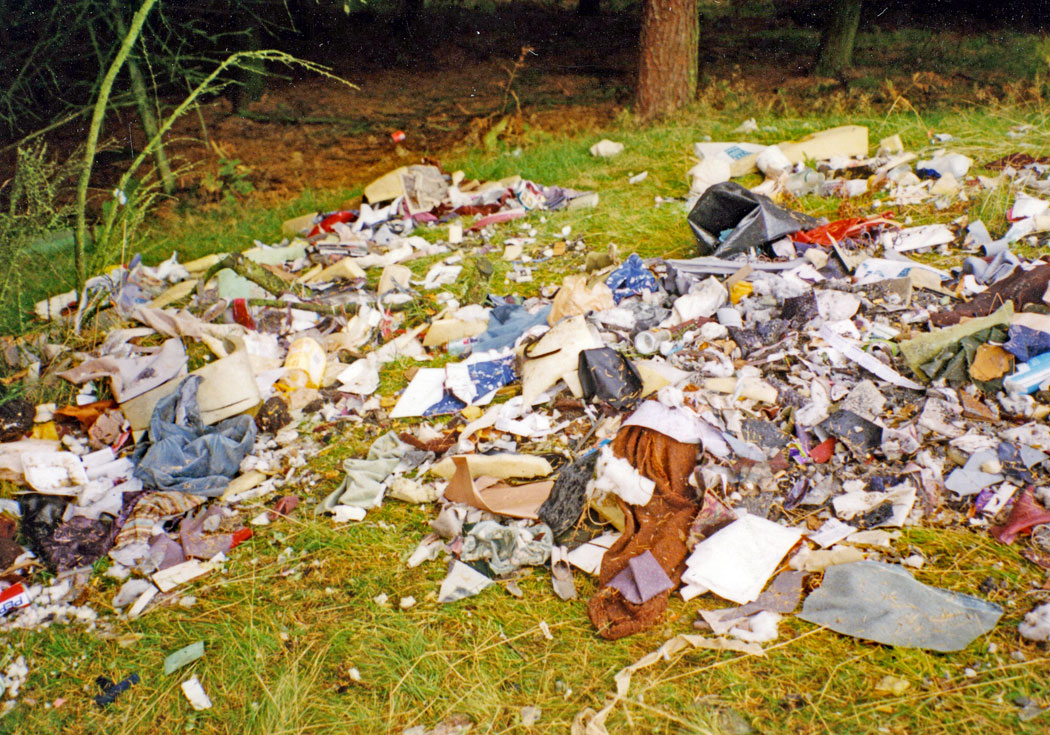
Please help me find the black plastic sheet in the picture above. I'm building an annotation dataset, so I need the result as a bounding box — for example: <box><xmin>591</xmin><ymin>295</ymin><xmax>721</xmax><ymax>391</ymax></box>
<box><xmin>538</xmin><ymin>450</ymin><xmax>599</xmax><ymax>538</ymax></box>
<box><xmin>578</xmin><ymin>348</ymin><xmax>643</xmax><ymax>410</ymax></box>
<box><xmin>687</xmin><ymin>182</ymin><xmax>821</xmax><ymax>257</ymax></box>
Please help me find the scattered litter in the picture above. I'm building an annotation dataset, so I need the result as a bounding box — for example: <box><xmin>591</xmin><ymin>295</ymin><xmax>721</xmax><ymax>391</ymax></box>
<box><xmin>164</xmin><ymin>641</ymin><xmax>205</xmax><ymax>675</ymax></box>
<box><xmin>1019</xmin><ymin>602</ymin><xmax>1050</xmax><ymax>641</ymax></box>
<box><xmin>180</xmin><ymin>675</ymin><xmax>212</xmax><ymax>710</ymax></box>
<box><xmin>4</xmin><ymin>123</ymin><xmax>1050</xmax><ymax>724</ymax></box>
<box><xmin>94</xmin><ymin>673</ymin><xmax>139</xmax><ymax>707</ymax></box>
<box><xmin>589</xmin><ymin>140</ymin><xmax>624</xmax><ymax>158</ymax></box>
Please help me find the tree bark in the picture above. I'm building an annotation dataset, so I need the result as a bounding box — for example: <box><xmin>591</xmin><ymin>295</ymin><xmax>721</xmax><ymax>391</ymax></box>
<box><xmin>816</xmin><ymin>0</ymin><xmax>863</xmax><ymax>76</ymax></box>
<box><xmin>636</xmin><ymin>0</ymin><xmax>699</xmax><ymax>119</ymax></box>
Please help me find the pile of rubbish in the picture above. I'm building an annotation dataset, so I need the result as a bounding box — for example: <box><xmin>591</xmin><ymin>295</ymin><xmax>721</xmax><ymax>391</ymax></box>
<box><xmin>2</xmin><ymin>127</ymin><xmax>1050</xmax><ymax>720</ymax></box>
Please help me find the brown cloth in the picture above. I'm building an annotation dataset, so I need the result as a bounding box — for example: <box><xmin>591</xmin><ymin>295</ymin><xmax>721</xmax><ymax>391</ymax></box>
<box><xmin>930</xmin><ymin>262</ymin><xmax>1050</xmax><ymax>327</ymax></box>
<box><xmin>587</xmin><ymin>426</ymin><xmax>700</xmax><ymax>639</ymax></box>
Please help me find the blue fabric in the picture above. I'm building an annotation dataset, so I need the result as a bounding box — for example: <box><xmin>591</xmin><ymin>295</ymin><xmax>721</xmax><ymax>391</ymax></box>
<box><xmin>423</xmin><ymin>355</ymin><xmax>518</xmax><ymax>415</ymax></box>
<box><xmin>134</xmin><ymin>376</ymin><xmax>256</xmax><ymax>496</ymax></box>
<box><xmin>472</xmin><ymin>305</ymin><xmax>551</xmax><ymax>353</ymax></box>
<box><xmin>1003</xmin><ymin>324</ymin><xmax>1050</xmax><ymax>363</ymax></box>
<box><xmin>605</xmin><ymin>253</ymin><xmax>657</xmax><ymax>304</ymax></box>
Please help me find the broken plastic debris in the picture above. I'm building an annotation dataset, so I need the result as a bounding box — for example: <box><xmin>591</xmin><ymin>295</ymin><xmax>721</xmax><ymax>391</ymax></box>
<box><xmin>0</xmin><ymin>583</ymin><xmax>31</xmax><ymax>616</ymax></box>
<box><xmin>819</xmin><ymin>325</ymin><xmax>923</xmax><ymax>390</ymax></box>
<box><xmin>164</xmin><ymin>641</ymin><xmax>205</xmax><ymax>675</ymax></box>
<box><xmin>94</xmin><ymin>673</ymin><xmax>139</xmax><ymax>707</ymax></box>
<box><xmin>1004</xmin><ymin>351</ymin><xmax>1050</xmax><ymax>395</ymax></box>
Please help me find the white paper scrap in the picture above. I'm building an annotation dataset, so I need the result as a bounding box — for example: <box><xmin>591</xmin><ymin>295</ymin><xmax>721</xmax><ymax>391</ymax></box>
<box><xmin>567</xmin><ymin>533</ymin><xmax>621</xmax><ymax>575</ymax></box>
<box><xmin>181</xmin><ymin>675</ymin><xmax>213</xmax><ymax>710</ymax></box>
<box><xmin>819</xmin><ymin>325</ymin><xmax>924</xmax><ymax>390</ymax></box>
<box><xmin>682</xmin><ymin>514</ymin><xmax>803</xmax><ymax>604</ymax></box>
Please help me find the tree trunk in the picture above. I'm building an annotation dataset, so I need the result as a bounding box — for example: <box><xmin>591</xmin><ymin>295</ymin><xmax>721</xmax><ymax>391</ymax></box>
<box><xmin>578</xmin><ymin>0</ymin><xmax>601</xmax><ymax>16</ymax></box>
<box><xmin>636</xmin><ymin>0</ymin><xmax>699</xmax><ymax>120</ymax></box>
<box><xmin>816</xmin><ymin>0</ymin><xmax>863</xmax><ymax>76</ymax></box>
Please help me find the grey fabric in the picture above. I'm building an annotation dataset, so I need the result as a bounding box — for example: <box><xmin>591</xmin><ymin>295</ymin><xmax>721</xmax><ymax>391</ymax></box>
<box><xmin>799</xmin><ymin>561</ymin><xmax>1002</xmax><ymax>652</ymax></box>
<box><xmin>317</xmin><ymin>431</ymin><xmax>408</xmax><ymax>513</ymax></box>
<box><xmin>460</xmin><ymin>520</ymin><xmax>553</xmax><ymax>575</ymax></box>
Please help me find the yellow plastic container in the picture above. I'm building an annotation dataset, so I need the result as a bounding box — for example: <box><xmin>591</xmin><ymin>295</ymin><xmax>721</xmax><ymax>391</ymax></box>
<box><xmin>282</xmin><ymin>337</ymin><xmax>325</xmax><ymax>388</ymax></box>
<box><xmin>729</xmin><ymin>281</ymin><xmax>753</xmax><ymax>304</ymax></box>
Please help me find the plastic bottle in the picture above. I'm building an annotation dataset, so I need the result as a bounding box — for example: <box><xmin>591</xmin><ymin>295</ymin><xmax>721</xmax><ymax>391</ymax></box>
<box><xmin>282</xmin><ymin>337</ymin><xmax>326</xmax><ymax>388</ymax></box>
<box><xmin>785</xmin><ymin>168</ymin><xmax>825</xmax><ymax>197</ymax></box>
<box><xmin>1004</xmin><ymin>351</ymin><xmax>1050</xmax><ymax>395</ymax></box>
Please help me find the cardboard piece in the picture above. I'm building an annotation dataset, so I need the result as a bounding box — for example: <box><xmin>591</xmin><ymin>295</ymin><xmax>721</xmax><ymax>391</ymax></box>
<box><xmin>520</xmin><ymin>315</ymin><xmax>603</xmax><ymax>406</ymax></box>
<box><xmin>152</xmin><ymin>559</ymin><xmax>215</xmax><ymax>592</ymax></box>
<box><xmin>121</xmin><ymin>345</ymin><xmax>261</xmax><ymax>439</ymax></box>
<box><xmin>301</xmin><ymin>257</ymin><xmax>366</xmax><ymax>284</ymax></box>
<box><xmin>444</xmin><ymin>456</ymin><xmax>553</xmax><ymax>519</ymax></box>
<box><xmin>733</xmin><ymin>125</ymin><xmax>869</xmax><ymax>176</ymax></box>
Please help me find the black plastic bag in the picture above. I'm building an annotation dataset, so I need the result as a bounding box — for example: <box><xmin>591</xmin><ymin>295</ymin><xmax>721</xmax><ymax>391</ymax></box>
<box><xmin>19</xmin><ymin>495</ymin><xmax>118</xmax><ymax>573</ymax></box>
<box><xmin>687</xmin><ymin>182</ymin><xmax>820</xmax><ymax>257</ymax></box>
<box><xmin>538</xmin><ymin>450</ymin><xmax>599</xmax><ymax>538</ymax></box>
<box><xmin>578</xmin><ymin>348</ymin><xmax>642</xmax><ymax>410</ymax></box>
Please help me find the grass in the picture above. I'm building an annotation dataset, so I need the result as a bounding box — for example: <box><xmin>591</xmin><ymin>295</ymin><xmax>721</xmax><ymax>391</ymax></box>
<box><xmin>5</xmin><ymin>498</ymin><xmax>1050</xmax><ymax>734</ymax></box>
<box><xmin>4</xmin><ymin>20</ymin><xmax>1050</xmax><ymax>735</ymax></box>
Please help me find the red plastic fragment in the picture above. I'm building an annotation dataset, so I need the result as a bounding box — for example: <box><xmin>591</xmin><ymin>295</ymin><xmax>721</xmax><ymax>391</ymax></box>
<box><xmin>308</xmin><ymin>210</ymin><xmax>357</xmax><ymax>237</ymax></box>
<box><xmin>793</xmin><ymin>215</ymin><xmax>896</xmax><ymax>246</ymax></box>
<box><xmin>809</xmin><ymin>437</ymin><xmax>836</xmax><ymax>464</ymax></box>
<box><xmin>990</xmin><ymin>486</ymin><xmax>1050</xmax><ymax>545</ymax></box>
<box><xmin>231</xmin><ymin>298</ymin><xmax>256</xmax><ymax>330</ymax></box>
<box><xmin>230</xmin><ymin>528</ymin><xmax>253</xmax><ymax>549</ymax></box>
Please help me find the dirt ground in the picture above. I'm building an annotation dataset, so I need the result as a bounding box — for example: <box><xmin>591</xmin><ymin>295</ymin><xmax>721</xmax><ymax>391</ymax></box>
<box><xmin>1</xmin><ymin>5</ymin><xmax>1038</xmax><ymax>217</ymax></box>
